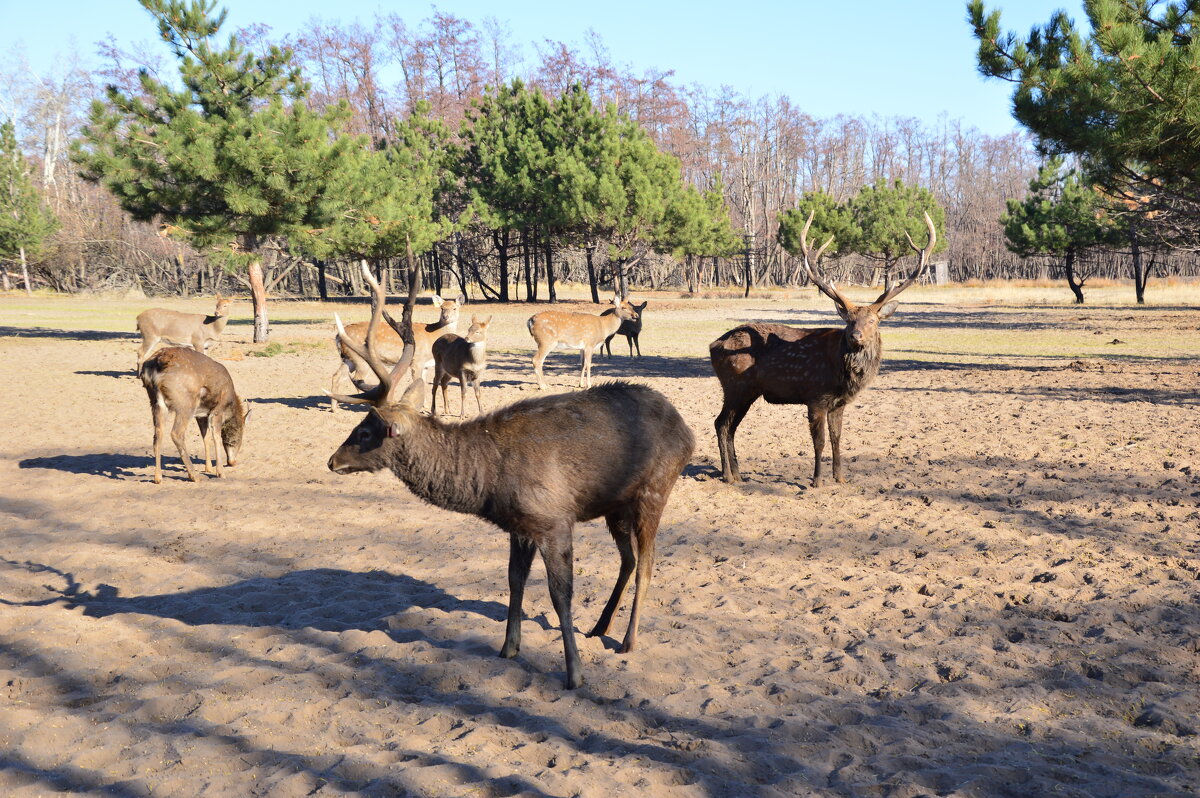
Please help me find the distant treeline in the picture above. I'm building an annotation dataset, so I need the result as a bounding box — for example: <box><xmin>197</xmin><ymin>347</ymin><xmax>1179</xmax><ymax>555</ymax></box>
<box><xmin>4</xmin><ymin>8</ymin><xmax>1199</xmax><ymax>297</ymax></box>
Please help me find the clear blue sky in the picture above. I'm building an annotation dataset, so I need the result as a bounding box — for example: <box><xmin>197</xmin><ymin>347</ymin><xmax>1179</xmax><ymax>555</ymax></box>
<box><xmin>0</xmin><ymin>0</ymin><xmax>1087</xmax><ymax>136</ymax></box>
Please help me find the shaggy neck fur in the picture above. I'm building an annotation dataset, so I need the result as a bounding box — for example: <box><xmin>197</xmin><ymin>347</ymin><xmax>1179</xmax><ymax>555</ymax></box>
<box><xmin>839</xmin><ymin>331</ymin><xmax>882</xmax><ymax>399</ymax></box>
<box><xmin>381</xmin><ymin>417</ymin><xmax>500</xmax><ymax>519</ymax></box>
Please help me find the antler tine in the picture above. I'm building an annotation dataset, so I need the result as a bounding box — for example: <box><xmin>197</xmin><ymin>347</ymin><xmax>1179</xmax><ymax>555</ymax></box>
<box><xmin>874</xmin><ymin>211</ymin><xmax>937</xmax><ymax>306</ymax></box>
<box><xmin>379</xmin><ymin>237</ymin><xmax>422</xmax><ymax>404</ymax></box>
<box><xmin>798</xmin><ymin>210</ymin><xmax>849</xmax><ymax>308</ymax></box>
<box><xmin>325</xmin><ymin>262</ymin><xmax>394</xmax><ymax>405</ymax></box>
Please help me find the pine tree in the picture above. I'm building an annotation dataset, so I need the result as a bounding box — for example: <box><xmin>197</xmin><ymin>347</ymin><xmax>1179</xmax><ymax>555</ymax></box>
<box><xmin>72</xmin><ymin>0</ymin><xmax>355</xmax><ymax>340</ymax></box>
<box><xmin>0</xmin><ymin>119</ymin><xmax>59</xmax><ymax>294</ymax></box>
<box><xmin>777</xmin><ymin>190</ymin><xmax>858</xmax><ymax>262</ymax></box>
<box><xmin>970</xmin><ymin>0</ymin><xmax>1200</xmax><ymax>248</ymax></box>
<box><xmin>1001</xmin><ymin>158</ymin><xmax>1120</xmax><ymax>304</ymax></box>
<box><xmin>847</xmin><ymin>179</ymin><xmax>946</xmax><ymax>289</ymax></box>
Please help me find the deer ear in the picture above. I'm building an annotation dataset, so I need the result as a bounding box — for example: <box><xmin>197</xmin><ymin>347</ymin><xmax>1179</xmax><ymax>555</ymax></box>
<box><xmin>457</xmin><ymin>294</ymin><xmax>466</xmax><ymax>305</ymax></box>
<box><xmin>431</xmin><ymin>295</ymin><xmax>444</xmax><ymax>307</ymax></box>
<box><xmin>484</xmin><ymin>315</ymin><xmax>493</xmax><ymax>325</ymax></box>
<box><xmin>639</xmin><ymin>301</ymin><xmax>649</xmax><ymax>310</ymax></box>
<box><xmin>877</xmin><ymin>300</ymin><xmax>900</xmax><ymax>319</ymax></box>
<box><xmin>400</xmin><ymin>379</ymin><xmax>425</xmax><ymax>409</ymax></box>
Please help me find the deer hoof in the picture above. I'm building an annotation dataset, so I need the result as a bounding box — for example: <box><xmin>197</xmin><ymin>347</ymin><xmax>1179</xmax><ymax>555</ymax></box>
<box><xmin>499</xmin><ymin>643</ymin><xmax>519</xmax><ymax>659</ymax></box>
<box><xmin>564</xmin><ymin>672</ymin><xmax>584</xmax><ymax>690</ymax></box>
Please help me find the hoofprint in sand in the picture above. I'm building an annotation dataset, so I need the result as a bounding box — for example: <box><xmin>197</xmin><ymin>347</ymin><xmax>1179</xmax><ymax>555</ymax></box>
<box><xmin>2</xmin><ymin>290</ymin><xmax>1198</xmax><ymax>797</ymax></box>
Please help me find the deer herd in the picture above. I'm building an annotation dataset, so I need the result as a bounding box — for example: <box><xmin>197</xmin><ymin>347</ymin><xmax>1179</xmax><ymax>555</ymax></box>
<box><xmin>129</xmin><ymin>211</ymin><xmax>936</xmax><ymax>687</ymax></box>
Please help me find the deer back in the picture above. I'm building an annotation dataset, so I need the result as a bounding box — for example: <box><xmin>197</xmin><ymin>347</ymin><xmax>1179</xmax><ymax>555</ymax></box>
<box><xmin>710</xmin><ymin>321</ymin><xmax>880</xmax><ymax>406</ymax></box>
<box><xmin>328</xmin><ymin>381</ymin><xmax>694</xmax><ymax>527</ymax></box>
<box><xmin>529</xmin><ymin>301</ymin><xmax>636</xmax><ymax>351</ymax></box>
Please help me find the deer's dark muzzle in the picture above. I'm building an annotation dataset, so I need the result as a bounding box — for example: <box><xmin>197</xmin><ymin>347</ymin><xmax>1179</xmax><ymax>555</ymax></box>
<box><xmin>328</xmin><ymin>449</ymin><xmax>364</xmax><ymax>475</ymax></box>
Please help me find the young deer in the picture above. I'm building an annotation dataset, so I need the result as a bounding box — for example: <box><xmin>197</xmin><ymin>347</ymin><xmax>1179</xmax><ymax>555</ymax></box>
<box><xmin>710</xmin><ymin>210</ymin><xmax>936</xmax><ymax>486</ymax></box>
<box><xmin>135</xmin><ymin>294</ymin><xmax>232</xmax><ymax>370</ymax></box>
<box><xmin>431</xmin><ymin>315</ymin><xmax>492</xmax><ymax>417</ymax></box>
<box><xmin>527</xmin><ymin>298</ymin><xmax>638</xmax><ymax>390</ymax></box>
<box><xmin>330</xmin><ymin>292</ymin><xmax>461</xmax><ymax>412</ymax></box>
<box><xmin>603</xmin><ymin>300</ymin><xmax>649</xmax><ymax>357</ymax></box>
<box><xmin>327</xmin><ymin>263</ymin><xmax>694</xmax><ymax>689</ymax></box>
<box><xmin>139</xmin><ymin>347</ymin><xmax>249</xmax><ymax>484</ymax></box>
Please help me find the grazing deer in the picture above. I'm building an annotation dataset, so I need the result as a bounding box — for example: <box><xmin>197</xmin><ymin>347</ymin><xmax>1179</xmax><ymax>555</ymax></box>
<box><xmin>330</xmin><ymin>292</ymin><xmax>462</xmax><ymax>412</ymax></box>
<box><xmin>139</xmin><ymin>347</ymin><xmax>249</xmax><ymax>484</ymax></box>
<box><xmin>431</xmin><ymin>315</ymin><xmax>492</xmax><ymax>417</ymax></box>
<box><xmin>327</xmin><ymin>263</ymin><xmax>694</xmax><ymax>689</ymax></box>
<box><xmin>603</xmin><ymin>300</ymin><xmax>649</xmax><ymax>357</ymax></box>
<box><xmin>527</xmin><ymin>298</ymin><xmax>638</xmax><ymax>390</ymax></box>
<box><xmin>135</xmin><ymin>294</ymin><xmax>232</xmax><ymax>370</ymax></box>
<box><xmin>710</xmin><ymin>210</ymin><xmax>936</xmax><ymax>486</ymax></box>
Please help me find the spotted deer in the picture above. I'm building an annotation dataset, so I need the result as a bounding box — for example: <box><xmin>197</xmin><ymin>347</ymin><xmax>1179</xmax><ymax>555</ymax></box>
<box><xmin>135</xmin><ymin>295</ymin><xmax>231</xmax><ymax>370</ymax></box>
<box><xmin>139</xmin><ymin>347</ymin><xmax>250</xmax><ymax>484</ymax></box>
<box><xmin>330</xmin><ymin>291</ymin><xmax>461</xmax><ymax>411</ymax></box>
<box><xmin>710</xmin><ymin>210</ymin><xmax>936</xmax><ymax>486</ymax></box>
<box><xmin>327</xmin><ymin>262</ymin><xmax>694</xmax><ymax>688</ymax></box>
<box><xmin>603</xmin><ymin>300</ymin><xmax>649</xmax><ymax>357</ymax></box>
<box><xmin>527</xmin><ymin>298</ymin><xmax>638</xmax><ymax>390</ymax></box>
<box><xmin>431</xmin><ymin>315</ymin><xmax>492</xmax><ymax>417</ymax></box>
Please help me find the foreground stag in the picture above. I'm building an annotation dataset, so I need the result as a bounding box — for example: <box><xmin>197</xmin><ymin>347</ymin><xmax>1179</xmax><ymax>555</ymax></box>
<box><xmin>710</xmin><ymin>211</ymin><xmax>936</xmax><ymax>485</ymax></box>
<box><xmin>327</xmin><ymin>263</ymin><xmax>694</xmax><ymax>688</ymax></box>
<box><xmin>140</xmin><ymin>347</ymin><xmax>249</xmax><ymax>484</ymax></box>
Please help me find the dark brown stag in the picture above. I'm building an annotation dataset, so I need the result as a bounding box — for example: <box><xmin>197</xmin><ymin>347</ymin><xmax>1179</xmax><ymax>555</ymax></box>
<box><xmin>326</xmin><ymin>260</ymin><xmax>694</xmax><ymax>689</ymax></box>
<box><xmin>710</xmin><ymin>210</ymin><xmax>936</xmax><ymax>485</ymax></box>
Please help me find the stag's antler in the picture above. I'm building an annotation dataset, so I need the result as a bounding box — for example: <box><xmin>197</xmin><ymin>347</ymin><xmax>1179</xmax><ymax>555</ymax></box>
<box><xmin>873</xmin><ymin>211</ymin><xmax>937</xmax><ymax>307</ymax></box>
<box><xmin>797</xmin><ymin>210</ymin><xmax>851</xmax><ymax>309</ymax></box>
<box><xmin>327</xmin><ymin>245</ymin><xmax>421</xmax><ymax>406</ymax></box>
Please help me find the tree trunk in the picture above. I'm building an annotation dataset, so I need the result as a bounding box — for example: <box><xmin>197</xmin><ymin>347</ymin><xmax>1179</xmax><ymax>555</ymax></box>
<box><xmin>1063</xmin><ymin>249</ymin><xmax>1085</xmax><ymax>305</ymax></box>
<box><xmin>616</xmin><ymin>261</ymin><xmax>629</xmax><ymax>299</ymax></box>
<box><xmin>494</xmin><ymin>229</ymin><xmax>510</xmax><ymax>302</ymax></box>
<box><xmin>1</xmin><ymin>265</ymin><xmax>11</xmax><ymax>292</ymax></box>
<box><xmin>523</xmin><ymin>228</ymin><xmax>536</xmax><ymax>302</ymax></box>
<box><xmin>248</xmin><ymin>258</ymin><xmax>270</xmax><ymax>341</ymax></box>
<box><xmin>19</xmin><ymin>246</ymin><xmax>32</xmax><ymax>295</ymax></box>
<box><xmin>544</xmin><ymin>233</ymin><xmax>557</xmax><ymax>303</ymax></box>
<box><xmin>317</xmin><ymin>260</ymin><xmax>328</xmax><ymax>300</ymax></box>
<box><xmin>742</xmin><ymin>235</ymin><xmax>752</xmax><ymax>299</ymax></box>
<box><xmin>1129</xmin><ymin>223</ymin><xmax>1147</xmax><ymax>305</ymax></box>
<box><xmin>586</xmin><ymin>245</ymin><xmax>599</xmax><ymax>303</ymax></box>
<box><xmin>686</xmin><ymin>255</ymin><xmax>696</xmax><ymax>293</ymax></box>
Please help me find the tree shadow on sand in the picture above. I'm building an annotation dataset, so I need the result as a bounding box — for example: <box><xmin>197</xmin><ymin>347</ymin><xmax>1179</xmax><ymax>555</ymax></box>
<box><xmin>0</xmin><ymin>326</ymin><xmax>138</xmax><ymax>341</ymax></box>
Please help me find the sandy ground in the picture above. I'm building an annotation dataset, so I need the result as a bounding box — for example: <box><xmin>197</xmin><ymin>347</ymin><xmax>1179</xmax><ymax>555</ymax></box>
<box><xmin>1</xmin><ymin>288</ymin><xmax>1199</xmax><ymax>797</ymax></box>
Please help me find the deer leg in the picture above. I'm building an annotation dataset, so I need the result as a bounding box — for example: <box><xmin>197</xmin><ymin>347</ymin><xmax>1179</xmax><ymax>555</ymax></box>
<box><xmin>431</xmin><ymin>373</ymin><xmax>443</xmax><ymax>417</ymax></box>
<box><xmin>458</xmin><ymin>373</ymin><xmax>467</xmax><ymax>418</ymax></box>
<box><xmin>532</xmin><ymin>346</ymin><xmax>550</xmax><ymax>390</ymax></box>
<box><xmin>588</xmin><ymin>513</ymin><xmax>636</xmax><ymax>639</ymax></box>
<box><xmin>500</xmin><ymin>534</ymin><xmax>537</xmax><ymax>660</ymax></box>
<box><xmin>209</xmin><ymin>413</ymin><xmax>225</xmax><ymax>477</ymax></box>
<box><xmin>604</xmin><ymin>334</ymin><xmax>614</xmax><ymax>358</ymax></box>
<box><xmin>620</xmin><ymin>500</ymin><xmax>664</xmax><ymax>654</ymax></box>
<box><xmin>580</xmin><ymin>349</ymin><xmax>593</xmax><ymax>389</ymax></box>
<box><xmin>539</xmin><ymin>529</ymin><xmax>583</xmax><ymax>689</ymax></box>
<box><xmin>196</xmin><ymin>416</ymin><xmax>214</xmax><ymax>473</ymax></box>
<box><xmin>472</xmin><ymin>376</ymin><xmax>484</xmax><ymax>416</ymax></box>
<box><xmin>632</xmin><ymin>333</ymin><xmax>641</xmax><ymax>357</ymax></box>
<box><xmin>808</xmin><ymin>406</ymin><xmax>828</xmax><ymax>487</ymax></box>
<box><xmin>329</xmin><ymin>361</ymin><xmax>350</xmax><ymax>413</ymax></box>
<box><xmin>171</xmin><ymin>405</ymin><xmax>199</xmax><ymax>482</ymax></box>
<box><xmin>150</xmin><ymin>398</ymin><xmax>168</xmax><ymax>484</ymax></box>
<box><xmin>829</xmin><ymin>405</ymin><xmax>846</xmax><ymax>483</ymax></box>
<box><xmin>715</xmin><ymin>393</ymin><xmax>755</xmax><ymax>483</ymax></box>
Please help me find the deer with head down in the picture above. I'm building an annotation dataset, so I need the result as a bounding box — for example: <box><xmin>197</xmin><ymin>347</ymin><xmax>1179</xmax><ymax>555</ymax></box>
<box><xmin>139</xmin><ymin>347</ymin><xmax>249</xmax><ymax>484</ymax></box>
<box><xmin>709</xmin><ymin>210</ymin><xmax>936</xmax><ymax>486</ymax></box>
<box><xmin>327</xmin><ymin>261</ymin><xmax>694</xmax><ymax>689</ymax></box>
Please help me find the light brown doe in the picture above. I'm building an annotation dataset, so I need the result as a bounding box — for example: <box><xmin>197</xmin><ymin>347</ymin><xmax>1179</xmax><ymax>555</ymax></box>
<box><xmin>135</xmin><ymin>294</ymin><xmax>231</xmax><ymax>370</ymax></box>
<box><xmin>527</xmin><ymin>298</ymin><xmax>638</xmax><ymax>390</ymax></box>
<box><xmin>139</xmin><ymin>346</ymin><xmax>249</xmax><ymax>484</ymax></box>
<box><xmin>431</xmin><ymin>315</ymin><xmax>492</xmax><ymax>417</ymax></box>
